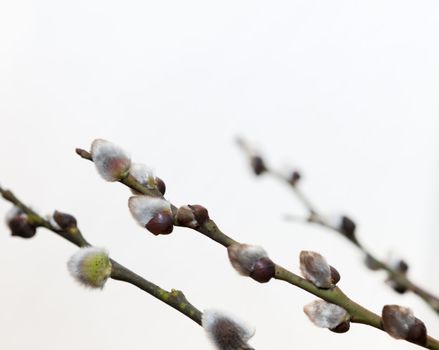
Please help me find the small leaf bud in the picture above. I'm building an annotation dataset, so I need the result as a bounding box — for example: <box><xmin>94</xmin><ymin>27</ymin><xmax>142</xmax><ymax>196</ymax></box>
<box><xmin>300</xmin><ymin>251</ymin><xmax>335</xmax><ymax>288</ymax></box>
<box><xmin>250</xmin><ymin>155</ymin><xmax>266</xmax><ymax>176</ymax></box>
<box><xmin>91</xmin><ymin>139</ymin><xmax>131</xmax><ymax>181</ymax></box>
<box><xmin>407</xmin><ymin>318</ymin><xmax>427</xmax><ymax>346</ymax></box>
<box><xmin>176</xmin><ymin>205</ymin><xmax>198</xmax><ymax>228</ymax></box>
<box><xmin>53</xmin><ymin>210</ymin><xmax>77</xmax><ymax>230</ymax></box>
<box><xmin>304</xmin><ymin>300</ymin><xmax>349</xmax><ymax>330</ymax></box>
<box><xmin>189</xmin><ymin>204</ymin><xmax>209</xmax><ymax>225</ymax></box>
<box><xmin>288</xmin><ymin>170</ymin><xmax>301</xmax><ymax>186</ymax></box>
<box><xmin>328</xmin><ymin>214</ymin><xmax>357</xmax><ymax>242</ymax></box>
<box><xmin>128</xmin><ymin>196</ymin><xmax>174</xmax><ymax>235</ymax></box>
<box><xmin>6</xmin><ymin>207</ymin><xmax>36</xmax><ymax>239</ymax></box>
<box><xmin>364</xmin><ymin>254</ymin><xmax>381</xmax><ymax>271</ymax></box>
<box><xmin>339</xmin><ymin>215</ymin><xmax>356</xmax><ymax>241</ymax></box>
<box><xmin>67</xmin><ymin>247</ymin><xmax>112</xmax><ymax>289</ymax></box>
<box><xmin>227</xmin><ymin>243</ymin><xmax>275</xmax><ymax>283</ymax></box>
<box><xmin>202</xmin><ymin>309</ymin><xmax>255</xmax><ymax>350</ymax></box>
<box><xmin>386</xmin><ymin>258</ymin><xmax>410</xmax><ymax>294</ymax></box>
<box><xmin>382</xmin><ymin>305</ymin><xmax>426</xmax><ymax>345</ymax></box>
<box><xmin>175</xmin><ymin>204</ymin><xmax>209</xmax><ymax>229</ymax></box>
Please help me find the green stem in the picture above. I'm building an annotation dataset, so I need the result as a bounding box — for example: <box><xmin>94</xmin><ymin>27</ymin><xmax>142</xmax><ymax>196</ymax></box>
<box><xmin>275</xmin><ymin>265</ymin><xmax>439</xmax><ymax>350</ymax></box>
<box><xmin>275</xmin><ymin>265</ymin><xmax>382</xmax><ymax>328</ymax></box>
<box><xmin>240</xmin><ymin>139</ymin><xmax>439</xmax><ymax>315</ymax></box>
<box><xmin>77</xmin><ymin>145</ymin><xmax>439</xmax><ymax>350</ymax></box>
<box><xmin>0</xmin><ymin>185</ymin><xmax>203</xmax><ymax>326</ymax></box>
<box><xmin>110</xmin><ymin>260</ymin><xmax>202</xmax><ymax>325</ymax></box>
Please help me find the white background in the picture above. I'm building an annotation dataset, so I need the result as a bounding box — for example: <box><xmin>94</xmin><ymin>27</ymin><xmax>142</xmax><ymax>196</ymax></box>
<box><xmin>0</xmin><ymin>1</ymin><xmax>438</xmax><ymax>349</ymax></box>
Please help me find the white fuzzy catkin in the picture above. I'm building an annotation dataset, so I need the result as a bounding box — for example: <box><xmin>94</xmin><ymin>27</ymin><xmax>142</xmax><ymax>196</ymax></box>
<box><xmin>202</xmin><ymin>309</ymin><xmax>255</xmax><ymax>350</ymax></box>
<box><xmin>91</xmin><ymin>139</ymin><xmax>131</xmax><ymax>181</ymax></box>
<box><xmin>227</xmin><ymin>244</ymin><xmax>268</xmax><ymax>276</ymax></box>
<box><xmin>67</xmin><ymin>247</ymin><xmax>112</xmax><ymax>289</ymax></box>
<box><xmin>5</xmin><ymin>206</ymin><xmax>23</xmax><ymax>223</ymax></box>
<box><xmin>129</xmin><ymin>163</ymin><xmax>156</xmax><ymax>188</ymax></box>
<box><xmin>304</xmin><ymin>300</ymin><xmax>348</xmax><ymax>329</ymax></box>
<box><xmin>382</xmin><ymin>305</ymin><xmax>416</xmax><ymax>339</ymax></box>
<box><xmin>128</xmin><ymin>196</ymin><xmax>172</xmax><ymax>226</ymax></box>
<box><xmin>299</xmin><ymin>251</ymin><xmax>332</xmax><ymax>288</ymax></box>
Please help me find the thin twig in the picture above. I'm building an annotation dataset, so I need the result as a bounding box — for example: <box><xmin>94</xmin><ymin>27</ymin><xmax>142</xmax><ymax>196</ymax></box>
<box><xmin>76</xmin><ymin>146</ymin><xmax>439</xmax><ymax>350</ymax></box>
<box><xmin>0</xmin><ymin>185</ymin><xmax>203</xmax><ymax>326</ymax></box>
<box><xmin>236</xmin><ymin>137</ymin><xmax>439</xmax><ymax>316</ymax></box>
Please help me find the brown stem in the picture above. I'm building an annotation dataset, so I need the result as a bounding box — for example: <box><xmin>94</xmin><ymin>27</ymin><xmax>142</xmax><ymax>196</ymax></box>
<box><xmin>236</xmin><ymin>138</ymin><xmax>439</xmax><ymax>315</ymax></box>
<box><xmin>76</xmin><ymin>144</ymin><xmax>439</xmax><ymax>350</ymax></box>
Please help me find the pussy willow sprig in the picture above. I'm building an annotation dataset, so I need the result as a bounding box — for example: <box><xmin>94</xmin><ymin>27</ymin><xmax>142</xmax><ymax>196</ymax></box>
<box><xmin>236</xmin><ymin>137</ymin><xmax>439</xmax><ymax>316</ymax></box>
<box><xmin>1</xmin><ymin>177</ymin><xmax>255</xmax><ymax>348</ymax></box>
<box><xmin>75</xmin><ymin>140</ymin><xmax>439</xmax><ymax>349</ymax></box>
<box><xmin>0</xmin><ymin>187</ymin><xmax>203</xmax><ymax>325</ymax></box>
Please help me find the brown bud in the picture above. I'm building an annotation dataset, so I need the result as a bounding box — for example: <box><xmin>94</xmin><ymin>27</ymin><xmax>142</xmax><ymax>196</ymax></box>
<box><xmin>364</xmin><ymin>254</ymin><xmax>381</xmax><ymax>271</ymax></box>
<box><xmin>288</xmin><ymin>170</ymin><xmax>301</xmax><ymax>186</ymax></box>
<box><xmin>406</xmin><ymin>318</ymin><xmax>427</xmax><ymax>346</ymax></box>
<box><xmin>188</xmin><ymin>205</ymin><xmax>209</xmax><ymax>225</ymax></box>
<box><xmin>176</xmin><ymin>205</ymin><xmax>198</xmax><ymax>228</ymax></box>
<box><xmin>53</xmin><ymin>210</ymin><xmax>77</xmax><ymax>230</ymax></box>
<box><xmin>329</xmin><ymin>265</ymin><xmax>341</xmax><ymax>285</ymax></box>
<box><xmin>386</xmin><ymin>259</ymin><xmax>409</xmax><ymax>294</ymax></box>
<box><xmin>228</xmin><ymin>243</ymin><xmax>274</xmax><ymax>283</ymax></box>
<box><xmin>155</xmin><ymin>177</ymin><xmax>166</xmax><ymax>196</ymax></box>
<box><xmin>249</xmin><ymin>257</ymin><xmax>275</xmax><ymax>283</ymax></box>
<box><xmin>339</xmin><ymin>216</ymin><xmax>356</xmax><ymax>241</ymax></box>
<box><xmin>329</xmin><ymin>321</ymin><xmax>350</xmax><ymax>333</ymax></box>
<box><xmin>250</xmin><ymin>156</ymin><xmax>266</xmax><ymax>176</ymax></box>
<box><xmin>8</xmin><ymin>216</ymin><xmax>36</xmax><ymax>238</ymax></box>
<box><xmin>382</xmin><ymin>305</ymin><xmax>425</xmax><ymax>344</ymax></box>
<box><xmin>145</xmin><ymin>211</ymin><xmax>174</xmax><ymax>235</ymax></box>
<box><xmin>396</xmin><ymin>260</ymin><xmax>409</xmax><ymax>273</ymax></box>
<box><xmin>391</xmin><ymin>284</ymin><xmax>408</xmax><ymax>294</ymax></box>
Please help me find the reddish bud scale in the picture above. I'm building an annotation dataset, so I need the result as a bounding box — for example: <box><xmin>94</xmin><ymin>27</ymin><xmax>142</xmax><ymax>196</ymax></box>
<box><xmin>407</xmin><ymin>319</ymin><xmax>427</xmax><ymax>346</ymax></box>
<box><xmin>329</xmin><ymin>321</ymin><xmax>350</xmax><ymax>334</ymax></box>
<box><xmin>53</xmin><ymin>210</ymin><xmax>77</xmax><ymax>230</ymax></box>
<box><xmin>8</xmin><ymin>216</ymin><xmax>36</xmax><ymax>238</ymax></box>
<box><xmin>188</xmin><ymin>205</ymin><xmax>209</xmax><ymax>225</ymax></box>
<box><xmin>249</xmin><ymin>257</ymin><xmax>275</xmax><ymax>283</ymax></box>
<box><xmin>145</xmin><ymin>212</ymin><xmax>174</xmax><ymax>235</ymax></box>
<box><xmin>155</xmin><ymin>177</ymin><xmax>166</xmax><ymax>196</ymax></box>
<box><xmin>329</xmin><ymin>265</ymin><xmax>341</xmax><ymax>285</ymax></box>
<box><xmin>250</xmin><ymin>156</ymin><xmax>266</xmax><ymax>175</ymax></box>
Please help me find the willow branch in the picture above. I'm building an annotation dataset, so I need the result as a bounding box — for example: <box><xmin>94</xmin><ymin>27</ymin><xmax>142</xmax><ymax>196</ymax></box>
<box><xmin>0</xmin><ymin>185</ymin><xmax>203</xmax><ymax>326</ymax></box>
<box><xmin>236</xmin><ymin>137</ymin><xmax>439</xmax><ymax>316</ymax></box>
<box><xmin>76</xmin><ymin>147</ymin><xmax>439</xmax><ymax>350</ymax></box>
